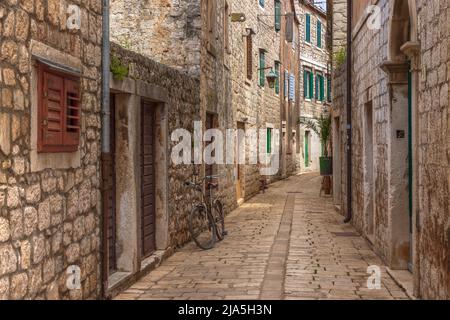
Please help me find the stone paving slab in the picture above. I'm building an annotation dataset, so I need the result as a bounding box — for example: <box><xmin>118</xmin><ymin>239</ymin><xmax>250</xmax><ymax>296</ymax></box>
<box><xmin>115</xmin><ymin>173</ymin><xmax>409</xmax><ymax>300</ymax></box>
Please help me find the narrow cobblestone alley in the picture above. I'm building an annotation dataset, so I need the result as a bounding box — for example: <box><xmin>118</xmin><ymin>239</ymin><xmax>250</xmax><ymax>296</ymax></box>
<box><xmin>115</xmin><ymin>173</ymin><xmax>410</xmax><ymax>300</ymax></box>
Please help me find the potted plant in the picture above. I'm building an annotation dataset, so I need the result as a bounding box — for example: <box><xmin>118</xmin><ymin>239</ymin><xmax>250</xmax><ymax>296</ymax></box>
<box><xmin>299</xmin><ymin>114</ymin><xmax>333</xmax><ymax>176</ymax></box>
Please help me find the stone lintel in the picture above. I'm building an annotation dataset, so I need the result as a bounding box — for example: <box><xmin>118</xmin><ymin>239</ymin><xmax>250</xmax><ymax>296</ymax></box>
<box><xmin>380</xmin><ymin>60</ymin><xmax>410</xmax><ymax>84</ymax></box>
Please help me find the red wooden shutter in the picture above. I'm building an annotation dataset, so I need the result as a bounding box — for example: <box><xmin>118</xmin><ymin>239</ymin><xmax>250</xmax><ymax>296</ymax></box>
<box><xmin>64</xmin><ymin>78</ymin><xmax>80</xmax><ymax>149</ymax></box>
<box><xmin>37</xmin><ymin>63</ymin><xmax>81</xmax><ymax>153</ymax></box>
<box><xmin>38</xmin><ymin>67</ymin><xmax>64</xmax><ymax>151</ymax></box>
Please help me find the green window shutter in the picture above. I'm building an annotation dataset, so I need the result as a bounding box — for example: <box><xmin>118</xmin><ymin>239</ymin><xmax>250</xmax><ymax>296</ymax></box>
<box><xmin>309</xmin><ymin>72</ymin><xmax>314</xmax><ymax>99</ymax></box>
<box><xmin>267</xmin><ymin>128</ymin><xmax>272</xmax><ymax>154</ymax></box>
<box><xmin>303</xmin><ymin>70</ymin><xmax>308</xmax><ymax>98</ymax></box>
<box><xmin>274</xmin><ymin>62</ymin><xmax>279</xmax><ymax>94</ymax></box>
<box><xmin>305</xmin><ymin>14</ymin><xmax>311</xmax><ymax>43</ymax></box>
<box><xmin>259</xmin><ymin>51</ymin><xmax>265</xmax><ymax>87</ymax></box>
<box><xmin>317</xmin><ymin>21</ymin><xmax>322</xmax><ymax>48</ymax></box>
<box><xmin>327</xmin><ymin>76</ymin><xmax>331</xmax><ymax>102</ymax></box>
<box><xmin>275</xmin><ymin>1</ymin><xmax>281</xmax><ymax>32</ymax></box>
<box><xmin>315</xmin><ymin>75</ymin><xmax>319</xmax><ymax>100</ymax></box>
<box><xmin>320</xmin><ymin>75</ymin><xmax>324</xmax><ymax>101</ymax></box>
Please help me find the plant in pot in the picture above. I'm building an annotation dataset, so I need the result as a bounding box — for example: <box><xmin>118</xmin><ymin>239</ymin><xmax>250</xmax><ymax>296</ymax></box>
<box><xmin>299</xmin><ymin>114</ymin><xmax>333</xmax><ymax>177</ymax></box>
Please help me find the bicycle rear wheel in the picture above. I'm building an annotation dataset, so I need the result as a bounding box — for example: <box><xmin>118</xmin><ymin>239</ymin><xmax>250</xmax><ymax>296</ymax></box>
<box><xmin>188</xmin><ymin>204</ymin><xmax>216</xmax><ymax>250</ymax></box>
<box><xmin>212</xmin><ymin>200</ymin><xmax>226</xmax><ymax>241</ymax></box>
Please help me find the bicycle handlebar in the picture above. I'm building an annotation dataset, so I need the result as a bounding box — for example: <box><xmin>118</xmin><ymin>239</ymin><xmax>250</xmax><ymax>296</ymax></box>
<box><xmin>185</xmin><ymin>174</ymin><xmax>224</xmax><ymax>190</ymax></box>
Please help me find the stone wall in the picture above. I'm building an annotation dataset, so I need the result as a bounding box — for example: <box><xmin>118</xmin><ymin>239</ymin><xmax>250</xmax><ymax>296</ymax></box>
<box><xmin>110</xmin><ymin>0</ymin><xmax>235</xmax><ymax>213</ymax></box>
<box><xmin>330</xmin><ymin>0</ymin><xmax>347</xmax><ymax>51</ymax></box>
<box><xmin>331</xmin><ymin>63</ymin><xmax>346</xmax><ymax>213</ymax></box>
<box><xmin>350</xmin><ymin>0</ymin><xmax>390</xmax><ymax>257</ymax></box>
<box><xmin>229</xmin><ymin>0</ymin><xmax>283</xmax><ymax>199</ymax></box>
<box><xmin>110</xmin><ymin>43</ymin><xmax>202</xmax><ymax>249</ymax></box>
<box><xmin>0</xmin><ymin>0</ymin><xmax>103</xmax><ymax>299</ymax></box>
<box><xmin>415</xmin><ymin>0</ymin><xmax>449</xmax><ymax>300</ymax></box>
<box><xmin>200</xmin><ymin>0</ymin><xmax>236</xmax><ymax>211</ymax></box>
<box><xmin>110</xmin><ymin>0</ymin><xmax>201</xmax><ymax>77</ymax></box>
<box><xmin>331</xmin><ymin>0</ymin><xmax>450</xmax><ymax>299</ymax></box>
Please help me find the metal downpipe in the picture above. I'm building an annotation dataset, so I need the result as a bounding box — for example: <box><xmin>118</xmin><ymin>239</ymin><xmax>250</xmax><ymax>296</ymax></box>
<box><xmin>101</xmin><ymin>0</ymin><xmax>111</xmax><ymax>299</ymax></box>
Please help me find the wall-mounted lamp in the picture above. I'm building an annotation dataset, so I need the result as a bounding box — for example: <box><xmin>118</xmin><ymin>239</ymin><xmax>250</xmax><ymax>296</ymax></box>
<box><xmin>266</xmin><ymin>70</ymin><xmax>278</xmax><ymax>89</ymax></box>
<box><xmin>257</xmin><ymin>67</ymin><xmax>278</xmax><ymax>89</ymax></box>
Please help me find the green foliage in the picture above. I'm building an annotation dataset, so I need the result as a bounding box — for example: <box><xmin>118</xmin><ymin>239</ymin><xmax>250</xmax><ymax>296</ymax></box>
<box><xmin>333</xmin><ymin>47</ymin><xmax>347</xmax><ymax>69</ymax></box>
<box><xmin>110</xmin><ymin>56</ymin><xmax>129</xmax><ymax>81</ymax></box>
<box><xmin>300</xmin><ymin>114</ymin><xmax>332</xmax><ymax>157</ymax></box>
<box><xmin>118</xmin><ymin>38</ymin><xmax>133</xmax><ymax>50</ymax></box>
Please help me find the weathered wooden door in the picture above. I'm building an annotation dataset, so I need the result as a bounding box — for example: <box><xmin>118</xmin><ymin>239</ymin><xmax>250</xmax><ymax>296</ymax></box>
<box><xmin>236</xmin><ymin>122</ymin><xmax>245</xmax><ymax>201</ymax></box>
<box><xmin>141</xmin><ymin>102</ymin><xmax>156</xmax><ymax>258</ymax></box>
<box><xmin>205</xmin><ymin>113</ymin><xmax>215</xmax><ymax>177</ymax></box>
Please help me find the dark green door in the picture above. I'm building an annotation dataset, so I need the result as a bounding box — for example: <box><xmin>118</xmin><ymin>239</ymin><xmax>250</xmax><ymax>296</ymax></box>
<box><xmin>305</xmin><ymin>131</ymin><xmax>310</xmax><ymax>167</ymax></box>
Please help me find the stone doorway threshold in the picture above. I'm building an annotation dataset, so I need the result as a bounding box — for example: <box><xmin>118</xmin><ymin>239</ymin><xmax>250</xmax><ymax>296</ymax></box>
<box><xmin>106</xmin><ymin>248</ymin><xmax>174</xmax><ymax>299</ymax></box>
<box><xmin>386</xmin><ymin>268</ymin><xmax>415</xmax><ymax>299</ymax></box>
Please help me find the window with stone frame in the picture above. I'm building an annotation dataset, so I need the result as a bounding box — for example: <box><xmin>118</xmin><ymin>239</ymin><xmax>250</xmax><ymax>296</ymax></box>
<box><xmin>259</xmin><ymin>49</ymin><xmax>266</xmax><ymax>87</ymax></box>
<box><xmin>303</xmin><ymin>67</ymin><xmax>314</xmax><ymax>99</ymax></box>
<box><xmin>37</xmin><ymin>62</ymin><xmax>81</xmax><ymax>153</ymax></box>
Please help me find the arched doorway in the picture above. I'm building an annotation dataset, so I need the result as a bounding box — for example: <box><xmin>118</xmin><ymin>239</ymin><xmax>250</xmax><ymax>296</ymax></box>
<box><xmin>381</xmin><ymin>0</ymin><xmax>419</xmax><ymax>271</ymax></box>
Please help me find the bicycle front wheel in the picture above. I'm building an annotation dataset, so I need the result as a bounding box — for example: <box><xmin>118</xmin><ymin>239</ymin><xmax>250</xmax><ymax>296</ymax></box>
<box><xmin>188</xmin><ymin>204</ymin><xmax>216</xmax><ymax>250</ymax></box>
<box><xmin>212</xmin><ymin>200</ymin><xmax>226</xmax><ymax>241</ymax></box>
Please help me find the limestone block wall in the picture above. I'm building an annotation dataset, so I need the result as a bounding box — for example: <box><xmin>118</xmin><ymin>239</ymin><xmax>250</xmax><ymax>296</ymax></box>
<box><xmin>110</xmin><ymin>43</ymin><xmax>203</xmax><ymax>249</ymax></box>
<box><xmin>330</xmin><ymin>0</ymin><xmax>347</xmax><ymax>51</ymax></box>
<box><xmin>331</xmin><ymin>63</ymin><xmax>346</xmax><ymax>212</ymax></box>
<box><xmin>110</xmin><ymin>0</ymin><xmax>201</xmax><ymax>77</ymax></box>
<box><xmin>350</xmin><ymin>0</ymin><xmax>390</xmax><ymax>260</ymax></box>
<box><xmin>229</xmin><ymin>0</ymin><xmax>282</xmax><ymax>199</ymax></box>
<box><xmin>415</xmin><ymin>0</ymin><xmax>449</xmax><ymax>300</ymax></box>
<box><xmin>0</xmin><ymin>0</ymin><xmax>103</xmax><ymax>299</ymax></box>
<box><xmin>200</xmin><ymin>0</ymin><xmax>236</xmax><ymax>211</ymax></box>
<box><xmin>335</xmin><ymin>0</ymin><xmax>449</xmax><ymax>299</ymax></box>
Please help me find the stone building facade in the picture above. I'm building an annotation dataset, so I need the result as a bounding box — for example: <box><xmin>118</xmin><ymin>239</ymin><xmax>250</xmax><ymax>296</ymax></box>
<box><xmin>229</xmin><ymin>0</ymin><xmax>300</xmax><ymax>202</ymax></box>
<box><xmin>110</xmin><ymin>0</ymin><xmax>201</xmax><ymax>77</ymax></box>
<box><xmin>107</xmin><ymin>0</ymin><xmax>236</xmax><ymax>296</ymax></box>
<box><xmin>104</xmin><ymin>43</ymin><xmax>202</xmax><ymax>297</ymax></box>
<box><xmin>298</xmin><ymin>0</ymin><xmax>331</xmax><ymax>173</ymax></box>
<box><xmin>330</xmin><ymin>0</ymin><xmax>450</xmax><ymax>299</ymax></box>
<box><xmin>0</xmin><ymin>0</ymin><xmax>103</xmax><ymax>299</ymax></box>
<box><xmin>282</xmin><ymin>0</ymin><xmax>301</xmax><ymax>177</ymax></box>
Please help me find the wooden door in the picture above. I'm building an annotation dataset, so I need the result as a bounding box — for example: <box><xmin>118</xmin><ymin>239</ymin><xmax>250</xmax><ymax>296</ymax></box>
<box><xmin>236</xmin><ymin>122</ymin><xmax>245</xmax><ymax>201</ymax></box>
<box><xmin>205</xmin><ymin>113</ymin><xmax>215</xmax><ymax>177</ymax></box>
<box><xmin>141</xmin><ymin>102</ymin><xmax>156</xmax><ymax>258</ymax></box>
<box><xmin>305</xmin><ymin>131</ymin><xmax>310</xmax><ymax>167</ymax></box>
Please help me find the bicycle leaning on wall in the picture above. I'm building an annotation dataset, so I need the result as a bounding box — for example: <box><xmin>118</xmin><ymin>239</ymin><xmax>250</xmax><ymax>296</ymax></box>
<box><xmin>185</xmin><ymin>174</ymin><xmax>227</xmax><ymax>250</ymax></box>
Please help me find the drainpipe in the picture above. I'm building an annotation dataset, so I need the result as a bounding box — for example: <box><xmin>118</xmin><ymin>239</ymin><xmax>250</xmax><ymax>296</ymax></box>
<box><xmin>344</xmin><ymin>0</ymin><xmax>352</xmax><ymax>224</ymax></box>
<box><xmin>100</xmin><ymin>0</ymin><xmax>110</xmax><ymax>299</ymax></box>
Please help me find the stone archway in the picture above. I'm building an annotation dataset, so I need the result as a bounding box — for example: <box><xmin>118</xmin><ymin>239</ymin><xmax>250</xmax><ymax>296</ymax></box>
<box><xmin>381</xmin><ymin>0</ymin><xmax>419</xmax><ymax>271</ymax></box>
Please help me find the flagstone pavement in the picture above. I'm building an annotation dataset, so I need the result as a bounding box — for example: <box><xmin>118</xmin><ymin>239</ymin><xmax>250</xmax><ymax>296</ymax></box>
<box><xmin>115</xmin><ymin>173</ymin><xmax>410</xmax><ymax>300</ymax></box>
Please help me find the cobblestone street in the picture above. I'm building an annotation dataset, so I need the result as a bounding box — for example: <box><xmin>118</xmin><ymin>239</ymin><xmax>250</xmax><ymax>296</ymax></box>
<box><xmin>116</xmin><ymin>173</ymin><xmax>410</xmax><ymax>300</ymax></box>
